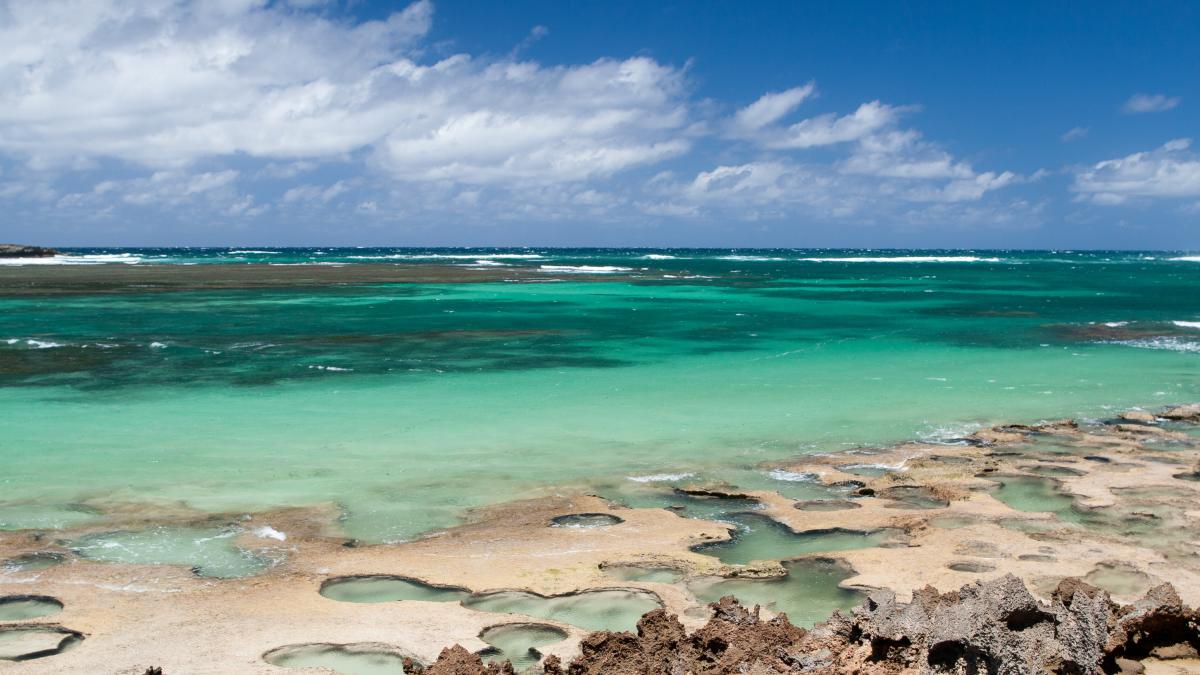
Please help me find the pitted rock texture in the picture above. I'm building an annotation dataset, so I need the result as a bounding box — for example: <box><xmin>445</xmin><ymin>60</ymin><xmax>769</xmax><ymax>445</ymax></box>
<box><xmin>410</xmin><ymin>575</ymin><xmax>1200</xmax><ymax>674</ymax></box>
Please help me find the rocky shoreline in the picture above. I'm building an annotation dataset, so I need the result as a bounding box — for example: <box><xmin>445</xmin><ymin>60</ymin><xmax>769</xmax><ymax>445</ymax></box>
<box><xmin>0</xmin><ymin>244</ymin><xmax>58</xmax><ymax>258</ymax></box>
<box><xmin>3</xmin><ymin>402</ymin><xmax>1200</xmax><ymax>673</ymax></box>
<box><xmin>412</xmin><ymin>575</ymin><xmax>1200</xmax><ymax>674</ymax></box>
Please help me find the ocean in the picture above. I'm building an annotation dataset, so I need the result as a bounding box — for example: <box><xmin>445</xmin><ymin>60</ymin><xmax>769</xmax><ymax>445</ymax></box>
<box><xmin>1</xmin><ymin>248</ymin><xmax>1198</xmax><ymax>543</ymax></box>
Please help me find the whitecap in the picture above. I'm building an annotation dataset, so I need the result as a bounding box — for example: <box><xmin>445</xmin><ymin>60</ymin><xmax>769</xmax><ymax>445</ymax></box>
<box><xmin>1172</xmin><ymin>321</ymin><xmax>1200</xmax><ymax>329</ymax></box>
<box><xmin>798</xmin><ymin>256</ymin><xmax>1000</xmax><ymax>263</ymax></box>
<box><xmin>468</xmin><ymin>260</ymin><xmax>508</xmax><ymax>267</ymax></box>
<box><xmin>1103</xmin><ymin>322</ymin><xmax>1129</xmax><ymax>328</ymax></box>
<box><xmin>626</xmin><ymin>472</ymin><xmax>695</xmax><ymax>483</ymax></box>
<box><xmin>919</xmin><ymin>422</ymin><xmax>982</xmax><ymax>444</ymax></box>
<box><xmin>766</xmin><ymin>469</ymin><xmax>819</xmax><ymax>482</ymax></box>
<box><xmin>1169</xmin><ymin>256</ymin><xmax>1200</xmax><ymax>262</ymax></box>
<box><xmin>538</xmin><ymin>265</ymin><xmax>632</xmax><ymax>274</ymax></box>
<box><xmin>1104</xmin><ymin>338</ymin><xmax>1200</xmax><ymax>354</ymax></box>
<box><xmin>640</xmin><ymin>254</ymin><xmax>679</xmax><ymax>260</ymax></box>
<box><xmin>308</xmin><ymin>365</ymin><xmax>352</xmax><ymax>372</ymax></box>
<box><xmin>25</xmin><ymin>339</ymin><xmax>65</xmax><ymax>349</ymax></box>
<box><xmin>254</xmin><ymin>526</ymin><xmax>287</xmax><ymax>541</ymax></box>
<box><xmin>716</xmin><ymin>255</ymin><xmax>785</xmax><ymax>261</ymax></box>
<box><xmin>149</xmin><ymin>342</ymin><xmax>167</xmax><ymax>349</ymax></box>
<box><xmin>228</xmin><ymin>250</ymin><xmax>279</xmax><ymax>254</ymax></box>
<box><xmin>0</xmin><ymin>253</ymin><xmax>142</xmax><ymax>266</ymax></box>
<box><xmin>346</xmin><ymin>253</ymin><xmax>542</xmax><ymax>261</ymax></box>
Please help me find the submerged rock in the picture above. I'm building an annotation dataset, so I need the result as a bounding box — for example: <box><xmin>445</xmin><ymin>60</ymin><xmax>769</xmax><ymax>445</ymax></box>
<box><xmin>413</xmin><ymin>575</ymin><xmax>1200</xmax><ymax>674</ymax></box>
<box><xmin>0</xmin><ymin>244</ymin><xmax>58</xmax><ymax>258</ymax></box>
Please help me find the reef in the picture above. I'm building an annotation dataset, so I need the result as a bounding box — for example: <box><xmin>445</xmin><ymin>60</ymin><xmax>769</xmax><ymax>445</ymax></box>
<box><xmin>0</xmin><ymin>244</ymin><xmax>57</xmax><ymax>258</ymax></box>
<box><xmin>412</xmin><ymin>575</ymin><xmax>1200</xmax><ymax>674</ymax></box>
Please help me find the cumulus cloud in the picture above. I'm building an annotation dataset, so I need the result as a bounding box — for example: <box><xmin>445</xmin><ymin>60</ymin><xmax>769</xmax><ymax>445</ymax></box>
<box><xmin>0</xmin><ymin>0</ymin><xmax>691</xmax><ymax>184</ymax></box>
<box><xmin>674</xmin><ymin>86</ymin><xmax>1023</xmax><ymax>221</ymax></box>
<box><xmin>0</xmin><ymin>1</ymin><xmax>1036</xmax><ymax>235</ymax></box>
<box><xmin>1072</xmin><ymin>139</ymin><xmax>1200</xmax><ymax>204</ymax></box>
<box><xmin>1122</xmin><ymin>93</ymin><xmax>1181</xmax><ymax>114</ymax></box>
<box><xmin>374</xmin><ymin>56</ymin><xmax>691</xmax><ymax>183</ymax></box>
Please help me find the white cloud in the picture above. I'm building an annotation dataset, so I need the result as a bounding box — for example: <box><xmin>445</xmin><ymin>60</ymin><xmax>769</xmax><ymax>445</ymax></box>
<box><xmin>700</xmin><ymin>89</ymin><xmax>1022</xmax><ymax>214</ymax></box>
<box><xmin>1122</xmin><ymin>93</ymin><xmax>1180</xmax><ymax>114</ymax></box>
<box><xmin>743</xmin><ymin>101</ymin><xmax>900</xmax><ymax>150</ymax></box>
<box><xmin>374</xmin><ymin>56</ymin><xmax>692</xmax><ymax>183</ymax></box>
<box><xmin>0</xmin><ymin>0</ymin><xmax>691</xmax><ymax>184</ymax></box>
<box><xmin>281</xmin><ymin>180</ymin><xmax>352</xmax><ymax>203</ymax></box>
<box><xmin>64</xmin><ymin>168</ymin><xmax>258</xmax><ymax>215</ymax></box>
<box><xmin>653</xmin><ymin>156</ymin><xmax>1019</xmax><ymax>224</ymax></box>
<box><xmin>731</xmin><ymin>84</ymin><xmax>816</xmax><ymax>133</ymax></box>
<box><xmin>841</xmin><ymin>129</ymin><xmax>973</xmax><ymax>180</ymax></box>
<box><xmin>1062</xmin><ymin>127</ymin><xmax>1089</xmax><ymax>142</ymax></box>
<box><xmin>0</xmin><ymin>3</ymin><xmax>1039</xmax><ymax>235</ymax></box>
<box><xmin>1072</xmin><ymin>139</ymin><xmax>1200</xmax><ymax>204</ymax></box>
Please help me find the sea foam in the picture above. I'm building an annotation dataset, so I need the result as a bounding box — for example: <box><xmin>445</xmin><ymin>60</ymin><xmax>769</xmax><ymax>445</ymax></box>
<box><xmin>716</xmin><ymin>255</ymin><xmax>785</xmax><ymax>261</ymax></box>
<box><xmin>798</xmin><ymin>256</ymin><xmax>1001</xmax><ymax>263</ymax></box>
<box><xmin>0</xmin><ymin>253</ymin><xmax>141</xmax><ymax>266</ymax></box>
<box><xmin>1105</xmin><ymin>338</ymin><xmax>1200</xmax><ymax>354</ymax></box>
<box><xmin>766</xmin><ymin>469</ymin><xmax>819</xmax><ymax>482</ymax></box>
<box><xmin>626</xmin><ymin>472</ymin><xmax>695</xmax><ymax>483</ymax></box>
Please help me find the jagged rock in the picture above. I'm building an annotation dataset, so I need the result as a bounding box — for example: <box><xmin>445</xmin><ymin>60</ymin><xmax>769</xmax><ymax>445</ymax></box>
<box><xmin>542</xmin><ymin>597</ymin><xmax>807</xmax><ymax>675</ymax></box>
<box><xmin>1116</xmin><ymin>411</ymin><xmax>1157</xmax><ymax>424</ymax></box>
<box><xmin>404</xmin><ymin>645</ymin><xmax>514</xmax><ymax>674</ymax></box>
<box><xmin>415</xmin><ymin>577</ymin><xmax>1200</xmax><ymax>674</ymax></box>
<box><xmin>1104</xmin><ymin>584</ymin><xmax>1200</xmax><ymax>669</ymax></box>
<box><xmin>0</xmin><ymin>244</ymin><xmax>58</xmax><ymax>257</ymax></box>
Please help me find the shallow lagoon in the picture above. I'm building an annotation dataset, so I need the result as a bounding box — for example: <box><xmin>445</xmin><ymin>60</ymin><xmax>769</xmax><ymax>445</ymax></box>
<box><xmin>1</xmin><ymin>250</ymin><xmax>1198</xmax><ymax>548</ymax></box>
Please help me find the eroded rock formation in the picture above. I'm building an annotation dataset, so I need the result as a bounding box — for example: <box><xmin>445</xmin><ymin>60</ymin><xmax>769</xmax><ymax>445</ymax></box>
<box><xmin>410</xmin><ymin>575</ymin><xmax>1200</xmax><ymax>674</ymax></box>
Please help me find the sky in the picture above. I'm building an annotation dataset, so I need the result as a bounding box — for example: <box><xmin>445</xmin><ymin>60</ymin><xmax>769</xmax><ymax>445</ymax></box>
<box><xmin>0</xmin><ymin>0</ymin><xmax>1197</xmax><ymax>248</ymax></box>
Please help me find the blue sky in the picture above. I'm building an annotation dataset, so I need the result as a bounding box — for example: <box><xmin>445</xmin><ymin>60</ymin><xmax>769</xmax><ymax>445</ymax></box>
<box><xmin>0</xmin><ymin>0</ymin><xmax>1196</xmax><ymax>248</ymax></box>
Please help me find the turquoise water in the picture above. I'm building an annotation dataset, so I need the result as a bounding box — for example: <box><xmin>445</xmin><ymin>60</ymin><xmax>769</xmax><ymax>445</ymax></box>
<box><xmin>320</xmin><ymin>576</ymin><xmax>471</xmax><ymax>603</ymax></box>
<box><xmin>68</xmin><ymin>526</ymin><xmax>277</xmax><ymax>578</ymax></box>
<box><xmin>460</xmin><ymin>589</ymin><xmax>662</xmax><ymax>632</ymax></box>
<box><xmin>1</xmin><ymin>249</ymin><xmax>1198</xmax><ymax>545</ymax></box>
<box><xmin>264</xmin><ymin>644</ymin><xmax>409</xmax><ymax>675</ymax></box>
<box><xmin>479</xmin><ymin>624</ymin><xmax>568</xmax><ymax>671</ymax></box>
<box><xmin>688</xmin><ymin>558</ymin><xmax>864</xmax><ymax>627</ymax></box>
<box><xmin>694</xmin><ymin>513</ymin><xmax>896</xmax><ymax>565</ymax></box>
<box><xmin>0</xmin><ymin>596</ymin><xmax>63</xmax><ymax>621</ymax></box>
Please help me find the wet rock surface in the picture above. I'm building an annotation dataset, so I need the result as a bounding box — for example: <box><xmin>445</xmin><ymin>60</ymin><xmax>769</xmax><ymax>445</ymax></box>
<box><xmin>412</xmin><ymin>576</ymin><xmax>1200</xmax><ymax>674</ymax></box>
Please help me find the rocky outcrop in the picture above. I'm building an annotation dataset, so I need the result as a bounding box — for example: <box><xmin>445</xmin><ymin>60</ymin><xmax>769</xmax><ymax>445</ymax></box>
<box><xmin>404</xmin><ymin>645</ymin><xmax>515</xmax><ymax>674</ymax></box>
<box><xmin>1161</xmin><ymin>404</ymin><xmax>1200</xmax><ymax>423</ymax></box>
<box><xmin>412</xmin><ymin>576</ymin><xmax>1200</xmax><ymax>674</ymax></box>
<box><xmin>0</xmin><ymin>244</ymin><xmax>58</xmax><ymax>257</ymax></box>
